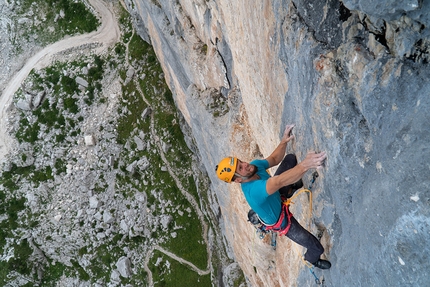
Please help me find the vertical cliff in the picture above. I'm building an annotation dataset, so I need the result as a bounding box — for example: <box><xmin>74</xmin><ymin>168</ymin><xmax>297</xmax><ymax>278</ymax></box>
<box><xmin>125</xmin><ymin>0</ymin><xmax>430</xmax><ymax>285</ymax></box>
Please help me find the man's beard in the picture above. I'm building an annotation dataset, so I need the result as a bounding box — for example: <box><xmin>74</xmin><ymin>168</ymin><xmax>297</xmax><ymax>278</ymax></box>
<box><xmin>247</xmin><ymin>164</ymin><xmax>258</xmax><ymax>178</ymax></box>
<box><xmin>235</xmin><ymin>164</ymin><xmax>258</xmax><ymax>180</ymax></box>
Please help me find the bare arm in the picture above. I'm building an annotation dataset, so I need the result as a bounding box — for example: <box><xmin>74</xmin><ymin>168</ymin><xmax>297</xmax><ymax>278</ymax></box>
<box><xmin>266</xmin><ymin>151</ymin><xmax>327</xmax><ymax>195</ymax></box>
<box><xmin>265</xmin><ymin>125</ymin><xmax>295</xmax><ymax>168</ymax></box>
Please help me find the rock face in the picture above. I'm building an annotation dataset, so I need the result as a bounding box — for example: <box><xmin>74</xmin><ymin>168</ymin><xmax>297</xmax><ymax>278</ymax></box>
<box><xmin>125</xmin><ymin>0</ymin><xmax>430</xmax><ymax>286</ymax></box>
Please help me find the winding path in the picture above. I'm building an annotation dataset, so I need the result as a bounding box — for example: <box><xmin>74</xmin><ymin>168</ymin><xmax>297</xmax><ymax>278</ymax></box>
<box><xmin>134</xmin><ymin>77</ymin><xmax>212</xmax><ymax>285</ymax></box>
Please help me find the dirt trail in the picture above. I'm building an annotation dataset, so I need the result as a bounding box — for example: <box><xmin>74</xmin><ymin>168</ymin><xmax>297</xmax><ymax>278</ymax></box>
<box><xmin>0</xmin><ymin>0</ymin><xmax>120</xmax><ymax>160</ymax></box>
<box><xmin>134</xmin><ymin>78</ymin><xmax>212</xmax><ymax>286</ymax></box>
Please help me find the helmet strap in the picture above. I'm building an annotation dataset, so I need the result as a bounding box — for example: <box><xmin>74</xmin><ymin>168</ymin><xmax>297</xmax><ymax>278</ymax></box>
<box><xmin>234</xmin><ymin>173</ymin><xmax>249</xmax><ymax>180</ymax></box>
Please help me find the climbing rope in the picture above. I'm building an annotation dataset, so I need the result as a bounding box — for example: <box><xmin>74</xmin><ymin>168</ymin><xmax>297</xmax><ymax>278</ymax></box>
<box><xmin>283</xmin><ymin>172</ymin><xmax>325</xmax><ymax>285</ymax></box>
<box><xmin>283</xmin><ymin>187</ymin><xmax>313</xmax><ymax>230</ymax></box>
<box><xmin>283</xmin><ymin>187</ymin><xmax>314</xmax><ymax>270</ymax></box>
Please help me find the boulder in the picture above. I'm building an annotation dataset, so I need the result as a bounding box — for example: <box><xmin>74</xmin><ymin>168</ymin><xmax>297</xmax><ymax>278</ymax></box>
<box><xmin>84</xmin><ymin>135</ymin><xmax>95</xmax><ymax>146</ymax></box>
<box><xmin>89</xmin><ymin>196</ymin><xmax>101</xmax><ymax>209</ymax></box>
<box><xmin>75</xmin><ymin>76</ymin><xmax>88</xmax><ymax>88</ymax></box>
<box><xmin>15</xmin><ymin>94</ymin><xmax>33</xmax><ymax>110</ymax></box>
<box><xmin>103</xmin><ymin>211</ymin><xmax>114</xmax><ymax>224</ymax></box>
<box><xmin>116</xmin><ymin>257</ymin><xmax>132</xmax><ymax>278</ymax></box>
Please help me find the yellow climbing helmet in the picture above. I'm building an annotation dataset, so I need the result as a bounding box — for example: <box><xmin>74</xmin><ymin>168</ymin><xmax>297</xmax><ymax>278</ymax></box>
<box><xmin>216</xmin><ymin>157</ymin><xmax>238</xmax><ymax>183</ymax></box>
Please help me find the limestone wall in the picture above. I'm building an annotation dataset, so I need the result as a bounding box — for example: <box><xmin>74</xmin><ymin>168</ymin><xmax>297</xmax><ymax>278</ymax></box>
<box><xmin>126</xmin><ymin>0</ymin><xmax>430</xmax><ymax>285</ymax></box>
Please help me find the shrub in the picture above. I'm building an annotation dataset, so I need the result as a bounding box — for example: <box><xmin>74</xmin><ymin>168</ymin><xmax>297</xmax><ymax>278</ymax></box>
<box><xmin>64</xmin><ymin>98</ymin><xmax>79</xmax><ymax>114</ymax></box>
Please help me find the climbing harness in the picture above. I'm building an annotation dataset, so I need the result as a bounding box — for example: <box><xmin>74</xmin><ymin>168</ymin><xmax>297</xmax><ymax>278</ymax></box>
<box><xmin>248</xmin><ymin>173</ymin><xmax>317</xmax><ymax>245</ymax></box>
<box><xmin>248</xmin><ymin>201</ymin><xmax>292</xmax><ymax>250</ymax></box>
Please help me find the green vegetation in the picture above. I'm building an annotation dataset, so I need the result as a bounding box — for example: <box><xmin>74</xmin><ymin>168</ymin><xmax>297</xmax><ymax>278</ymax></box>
<box><xmin>89</xmin><ymin>243</ymin><xmax>123</xmax><ymax>281</ymax></box>
<box><xmin>201</xmin><ymin>43</ymin><xmax>208</xmax><ymax>55</ymax></box>
<box><xmin>0</xmin><ymin>192</ymin><xmax>31</xmax><ymax>286</ymax></box>
<box><xmin>0</xmin><ymin>195</ymin><xmax>25</xmax><ymax>233</ymax></box>
<box><xmin>0</xmin><ymin>239</ymin><xmax>33</xmax><ymax>276</ymax></box>
<box><xmin>162</xmin><ymin>205</ymin><xmax>208</xmax><ymax>270</ymax></box>
<box><xmin>233</xmin><ymin>272</ymin><xmax>246</xmax><ymax>287</ymax></box>
<box><xmin>1</xmin><ymin>163</ymin><xmax>53</xmax><ymax>189</ymax></box>
<box><xmin>129</xmin><ymin>33</ymin><xmax>150</xmax><ymax>61</ymax></box>
<box><xmin>11</xmin><ymin>0</ymin><xmax>99</xmax><ymax>52</ymax></box>
<box><xmin>14</xmin><ymin>53</ymin><xmax>108</xmax><ymax>147</ymax></box>
<box><xmin>206</xmin><ymin>91</ymin><xmax>229</xmax><ymax>118</ymax></box>
<box><xmin>16</xmin><ymin>117</ymin><xmax>40</xmax><ymax>143</ymax></box>
<box><xmin>113</xmin><ymin>12</ymin><xmax>211</xmax><ymax>280</ymax></box>
<box><xmin>116</xmin><ymin>81</ymin><xmax>149</xmax><ymax>145</ymax></box>
<box><xmin>40</xmin><ymin>260</ymin><xmax>74</xmax><ymax>285</ymax></box>
<box><xmin>71</xmin><ymin>260</ymin><xmax>90</xmax><ymax>281</ymax></box>
<box><xmin>149</xmin><ymin>250</ymin><xmax>212</xmax><ymax>287</ymax></box>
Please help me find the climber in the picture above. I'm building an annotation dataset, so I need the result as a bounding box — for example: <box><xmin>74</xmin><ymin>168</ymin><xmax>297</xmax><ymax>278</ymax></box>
<box><xmin>215</xmin><ymin>124</ymin><xmax>331</xmax><ymax>269</ymax></box>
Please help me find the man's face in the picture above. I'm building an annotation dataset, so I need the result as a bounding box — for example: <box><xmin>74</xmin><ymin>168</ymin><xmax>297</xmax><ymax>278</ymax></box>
<box><xmin>236</xmin><ymin>160</ymin><xmax>257</xmax><ymax>178</ymax></box>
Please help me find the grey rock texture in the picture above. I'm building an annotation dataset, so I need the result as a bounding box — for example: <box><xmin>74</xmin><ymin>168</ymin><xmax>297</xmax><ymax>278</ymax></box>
<box><xmin>125</xmin><ymin>0</ymin><xmax>430</xmax><ymax>286</ymax></box>
<box><xmin>343</xmin><ymin>0</ymin><xmax>430</xmax><ymax>59</ymax></box>
<box><xmin>116</xmin><ymin>256</ymin><xmax>132</xmax><ymax>278</ymax></box>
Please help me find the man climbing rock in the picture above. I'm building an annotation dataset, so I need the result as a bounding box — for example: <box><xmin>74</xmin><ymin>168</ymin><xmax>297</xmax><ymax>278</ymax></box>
<box><xmin>215</xmin><ymin>124</ymin><xmax>331</xmax><ymax>269</ymax></box>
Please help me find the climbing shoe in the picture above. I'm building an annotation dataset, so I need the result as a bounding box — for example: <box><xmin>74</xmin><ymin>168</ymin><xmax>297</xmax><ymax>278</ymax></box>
<box><xmin>312</xmin><ymin>259</ymin><xmax>331</xmax><ymax>270</ymax></box>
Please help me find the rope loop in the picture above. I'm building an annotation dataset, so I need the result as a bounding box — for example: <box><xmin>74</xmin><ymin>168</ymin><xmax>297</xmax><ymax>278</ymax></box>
<box><xmin>282</xmin><ymin>188</ymin><xmax>312</xmax><ymax>230</ymax></box>
<box><xmin>283</xmin><ymin>187</ymin><xmax>325</xmax><ymax>285</ymax></box>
